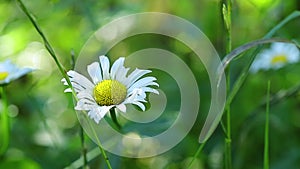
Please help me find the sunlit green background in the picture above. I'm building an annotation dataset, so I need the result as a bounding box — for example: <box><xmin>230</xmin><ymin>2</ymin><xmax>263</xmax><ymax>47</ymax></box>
<box><xmin>1</xmin><ymin>0</ymin><xmax>300</xmax><ymax>168</ymax></box>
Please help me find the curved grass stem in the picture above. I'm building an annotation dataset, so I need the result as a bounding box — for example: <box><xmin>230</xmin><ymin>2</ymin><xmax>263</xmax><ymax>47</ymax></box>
<box><xmin>16</xmin><ymin>0</ymin><xmax>113</xmax><ymax>168</ymax></box>
<box><xmin>223</xmin><ymin>10</ymin><xmax>300</xmax><ymax>110</ymax></box>
<box><xmin>187</xmin><ymin>142</ymin><xmax>206</xmax><ymax>169</ymax></box>
<box><xmin>16</xmin><ymin>0</ymin><xmax>75</xmax><ymax>98</ymax></box>
<box><xmin>219</xmin><ymin>10</ymin><xmax>300</xmax><ymax>169</ymax></box>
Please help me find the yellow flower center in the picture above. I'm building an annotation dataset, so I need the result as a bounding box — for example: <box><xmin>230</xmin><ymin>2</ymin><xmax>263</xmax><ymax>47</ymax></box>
<box><xmin>0</xmin><ymin>72</ymin><xmax>8</xmax><ymax>81</ymax></box>
<box><xmin>93</xmin><ymin>80</ymin><xmax>127</xmax><ymax>106</ymax></box>
<box><xmin>271</xmin><ymin>55</ymin><xmax>288</xmax><ymax>65</ymax></box>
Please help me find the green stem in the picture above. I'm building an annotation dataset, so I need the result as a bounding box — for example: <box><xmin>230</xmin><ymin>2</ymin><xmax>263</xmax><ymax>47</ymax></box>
<box><xmin>64</xmin><ymin>147</ymin><xmax>101</xmax><ymax>169</ymax></box>
<box><xmin>70</xmin><ymin>49</ymin><xmax>88</xmax><ymax>169</ymax></box>
<box><xmin>88</xmin><ymin>118</ymin><xmax>113</xmax><ymax>169</ymax></box>
<box><xmin>0</xmin><ymin>86</ymin><xmax>9</xmax><ymax>155</ymax></box>
<box><xmin>261</xmin><ymin>81</ymin><xmax>300</xmax><ymax>107</ymax></box>
<box><xmin>80</xmin><ymin>127</ymin><xmax>88</xmax><ymax>169</ymax></box>
<box><xmin>225</xmin><ymin>70</ymin><xmax>232</xmax><ymax>169</ymax></box>
<box><xmin>16</xmin><ymin>1</ymin><xmax>113</xmax><ymax>168</ymax></box>
<box><xmin>264</xmin><ymin>81</ymin><xmax>270</xmax><ymax>169</ymax></box>
<box><xmin>220</xmin><ymin>11</ymin><xmax>300</xmax><ymax>168</ymax></box>
<box><xmin>225</xmin><ymin>11</ymin><xmax>300</xmax><ymax>109</ymax></box>
<box><xmin>218</xmin><ymin>10</ymin><xmax>300</xmax><ymax>169</ymax></box>
<box><xmin>223</xmin><ymin>0</ymin><xmax>232</xmax><ymax>168</ymax></box>
<box><xmin>16</xmin><ymin>0</ymin><xmax>75</xmax><ymax>98</ymax></box>
<box><xmin>187</xmin><ymin>142</ymin><xmax>206</xmax><ymax>169</ymax></box>
<box><xmin>110</xmin><ymin>109</ymin><xmax>121</xmax><ymax>130</ymax></box>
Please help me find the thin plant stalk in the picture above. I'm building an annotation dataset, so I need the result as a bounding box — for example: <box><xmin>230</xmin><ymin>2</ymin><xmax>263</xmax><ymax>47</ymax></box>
<box><xmin>80</xmin><ymin>120</ymin><xmax>88</xmax><ymax>169</ymax></box>
<box><xmin>219</xmin><ymin>10</ymin><xmax>300</xmax><ymax>169</ymax></box>
<box><xmin>65</xmin><ymin>147</ymin><xmax>101</xmax><ymax>169</ymax></box>
<box><xmin>110</xmin><ymin>109</ymin><xmax>121</xmax><ymax>130</ymax></box>
<box><xmin>222</xmin><ymin>0</ymin><xmax>232</xmax><ymax>168</ymax></box>
<box><xmin>225</xmin><ymin>11</ymin><xmax>300</xmax><ymax>109</ymax></box>
<box><xmin>191</xmin><ymin>10</ymin><xmax>300</xmax><ymax>169</ymax></box>
<box><xmin>0</xmin><ymin>86</ymin><xmax>9</xmax><ymax>155</ymax></box>
<box><xmin>80</xmin><ymin>112</ymin><xmax>112</xmax><ymax>169</ymax></box>
<box><xmin>68</xmin><ymin>77</ymin><xmax>300</xmax><ymax>168</ymax></box>
<box><xmin>70</xmin><ymin>50</ymin><xmax>88</xmax><ymax>169</ymax></box>
<box><xmin>264</xmin><ymin>81</ymin><xmax>271</xmax><ymax>169</ymax></box>
<box><xmin>16</xmin><ymin>0</ymin><xmax>74</xmax><ymax>97</ymax></box>
<box><xmin>89</xmin><ymin>120</ymin><xmax>112</xmax><ymax>169</ymax></box>
<box><xmin>16</xmin><ymin>1</ymin><xmax>113</xmax><ymax>168</ymax></box>
<box><xmin>187</xmin><ymin>143</ymin><xmax>206</xmax><ymax>169</ymax></box>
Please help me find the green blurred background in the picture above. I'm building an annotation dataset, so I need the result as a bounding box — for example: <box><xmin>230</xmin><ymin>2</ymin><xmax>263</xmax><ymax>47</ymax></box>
<box><xmin>1</xmin><ymin>0</ymin><xmax>300</xmax><ymax>168</ymax></box>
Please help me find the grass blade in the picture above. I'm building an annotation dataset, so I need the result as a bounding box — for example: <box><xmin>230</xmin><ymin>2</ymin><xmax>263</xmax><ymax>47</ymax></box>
<box><xmin>264</xmin><ymin>81</ymin><xmax>271</xmax><ymax>169</ymax></box>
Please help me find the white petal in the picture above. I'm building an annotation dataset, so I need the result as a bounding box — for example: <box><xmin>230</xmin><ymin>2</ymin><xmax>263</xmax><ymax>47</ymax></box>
<box><xmin>88</xmin><ymin>108</ymin><xmax>102</xmax><ymax>124</ymax></box>
<box><xmin>84</xmin><ymin>104</ymin><xmax>114</xmax><ymax>124</ymax></box>
<box><xmin>67</xmin><ymin>70</ymin><xmax>94</xmax><ymax>93</ymax></box>
<box><xmin>77</xmin><ymin>91</ymin><xmax>94</xmax><ymax>100</ymax></box>
<box><xmin>75</xmin><ymin>99</ymin><xmax>97</xmax><ymax>110</ymax></box>
<box><xmin>7</xmin><ymin>67</ymin><xmax>32</xmax><ymax>82</ymax></box>
<box><xmin>110</xmin><ymin>57</ymin><xmax>125</xmax><ymax>80</ymax></box>
<box><xmin>271</xmin><ymin>42</ymin><xmax>284</xmax><ymax>53</ymax></box>
<box><xmin>131</xmin><ymin>101</ymin><xmax>146</xmax><ymax>111</ymax></box>
<box><xmin>285</xmin><ymin>45</ymin><xmax>299</xmax><ymax>63</ymax></box>
<box><xmin>87</xmin><ymin>109</ymin><xmax>101</xmax><ymax>123</ymax></box>
<box><xmin>99</xmin><ymin>55</ymin><xmax>110</xmax><ymax>80</ymax></box>
<box><xmin>72</xmin><ymin>82</ymin><xmax>87</xmax><ymax>93</ymax></box>
<box><xmin>116</xmin><ymin>67</ymin><xmax>130</xmax><ymax>84</ymax></box>
<box><xmin>124</xmin><ymin>69</ymin><xmax>151</xmax><ymax>87</ymax></box>
<box><xmin>96</xmin><ymin>106</ymin><xmax>113</xmax><ymax>123</ymax></box>
<box><xmin>124</xmin><ymin>88</ymin><xmax>147</xmax><ymax>104</ymax></box>
<box><xmin>140</xmin><ymin>87</ymin><xmax>159</xmax><ymax>95</ymax></box>
<box><xmin>62</xmin><ymin>78</ymin><xmax>87</xmax><ymax>93</ymax></box>
<box><xmin>87</xmin><ymin>62</ymin><xmax>102</xmax><ymax>84</ymax></box>
<box><xmin>116</xmin><ymin>104</ymin><xmax>127</xmax><ymax>113</ymax></box>
<box><xmin>61</xmin><ymin>78</ymin><xmax>67</xmax><ymax>84</ymax></box>
<box><xmin>64</xmin><ymin>88</ymin><xmax>72</xmax><ymax>93</ymax></box>
<box><xmin>250</xmin><ymin>63</ymin><xmax>260</xmax><ymax>73</ymax></box>
<box><xmin>0</xmin><ymin>61</ymin><xmax>33</xmax><ymax>84</ymax></box>
<box><xmin>124</xmin><ymin>89</ymin><xmax>146</xmax><ymax>111</ymax></box>
<box><xmin>0</xmin><ymin>60</ymin><xmax>15</xmax><ymax>72</ymax></box>
<box><xmin>127</xmin><ymin>88</ymin><xmax>147</xmax><ymax>99</ymax></box>
<box><xmin>128</xmin><ymin>77</ymin><xmax>158</xmax><ymax>92</ymax></box>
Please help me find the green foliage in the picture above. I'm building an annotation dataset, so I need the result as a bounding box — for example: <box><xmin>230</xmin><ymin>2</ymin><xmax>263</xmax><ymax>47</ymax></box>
<box><xmin>1</xmin><ymin>0</ymin><xmax>300</xmax><ymax>168</ymax></box>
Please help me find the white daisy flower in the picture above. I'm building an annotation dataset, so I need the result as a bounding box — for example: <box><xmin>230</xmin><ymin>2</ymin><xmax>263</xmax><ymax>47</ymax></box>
<box><xmin>250</xmin><ymin>42</ymin><xmax>300</xmax><ymax>73</ymax></box>
<box><xmin>62</xmin><ymin>55</ymin><xmax>159</xmax><ymax>124</ymax></box>
<box><xmin>0</xmin><ymin>60</ymin><xmax>33</xmax><ymax>85</ymax></box>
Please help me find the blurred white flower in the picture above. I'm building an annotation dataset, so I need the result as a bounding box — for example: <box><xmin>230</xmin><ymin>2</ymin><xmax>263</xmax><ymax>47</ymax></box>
<box><xmin>250</xmin><ymin>42</ymin><xmax>299</xmax><ymax>73</ymax></box>
<box><xmin>62</xmin><ymin>55</ymin><xmax>159</xmax><ymax>124</ymax></box>
<box><xmin>0</xmin><ymin>60</ymin><xmax>33</xmax><ymax>85</ymax></box>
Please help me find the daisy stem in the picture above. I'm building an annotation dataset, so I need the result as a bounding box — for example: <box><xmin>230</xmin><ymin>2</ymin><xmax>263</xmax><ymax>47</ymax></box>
<box><xmin>88</xmin><ymin>119</ymin><xmax>113</xmax><ymax>169</ymax></box>
<box><xmin>110</xmin><ymin>109</ymin><xmax>121</xmax><ymax>130</ymax></box>
<box><xmin>0</xmin><ymin>86</ymin><xmax>9</xmax><ymax>156</ymax></box>
<box><xmin>264</xmin><ymin>81</ymin><xmax>271</xmax><ymax>169</ymax></box>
